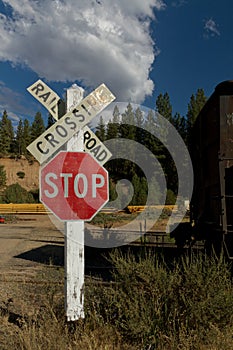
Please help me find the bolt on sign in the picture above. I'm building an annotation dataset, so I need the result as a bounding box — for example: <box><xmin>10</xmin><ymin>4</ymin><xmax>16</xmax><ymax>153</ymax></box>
<box><xmin>27</xmin><ymin>83</ymin><xmax>115</xmax><ymax>164</ymax></box>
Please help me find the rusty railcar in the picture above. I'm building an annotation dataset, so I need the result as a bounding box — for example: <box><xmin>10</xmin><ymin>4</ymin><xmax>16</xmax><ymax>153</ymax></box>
<box><xmin>190</xmin><ymin>80</ymin><xmax>233</xmax><ymax>257</ymax></box>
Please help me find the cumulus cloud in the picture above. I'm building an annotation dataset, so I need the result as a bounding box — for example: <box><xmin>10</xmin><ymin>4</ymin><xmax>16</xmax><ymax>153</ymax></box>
<box><xmin>0</xmin><ymin>0</ymin><xmax>166</xmax><ymax>103</ymax></box>
<box><xmin>203</xmin><ymin>18</ymin><xmax>220</xmax><ymax>38</ymax></box>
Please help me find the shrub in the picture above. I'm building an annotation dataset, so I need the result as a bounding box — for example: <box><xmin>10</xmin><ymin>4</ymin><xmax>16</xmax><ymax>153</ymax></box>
<box><xmin>166</xmin><ymin>189</ymin><xmax>176</xmax><ymax>204</ymax></box>
<box><xmin>29</xmin><ymin>188</ymin><xmax>39</xmax><ymax>202</ymax></box>
<box><xmin>2</xmin><ymin>183</ymin><xmax>35</xmax><ymax>203</ymax></box>
<box><xmin>85</xmin><ymin>251</ymin><xmax>233</xmax><ymax>349</ymax></box>
<box><xmin>16</xmin><ymin>171</ymin><xmax>25</xmax><ymax>179</ymax></box>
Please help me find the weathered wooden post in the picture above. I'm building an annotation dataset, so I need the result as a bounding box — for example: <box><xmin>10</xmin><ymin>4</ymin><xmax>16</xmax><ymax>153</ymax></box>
<box><xmin>65</xmin><ymin>84</ymin><xmax>85</xmax><ymax>320</ymax></box>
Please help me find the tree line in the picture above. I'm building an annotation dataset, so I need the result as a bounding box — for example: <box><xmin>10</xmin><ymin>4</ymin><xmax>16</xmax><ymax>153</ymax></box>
<box><xmin>0</xmin><ymin>88</ymin><xmax>207</xmax><ymax>204</ymax></box>
<box><xmin>95</xmin><ymin>88</ymin><xmax>207</xmax><ymax>205</ymax></box>
<box><xmin>0</xmin><ymin>110</ymin><xmax>54</xmax><ymax>158</ymax></box>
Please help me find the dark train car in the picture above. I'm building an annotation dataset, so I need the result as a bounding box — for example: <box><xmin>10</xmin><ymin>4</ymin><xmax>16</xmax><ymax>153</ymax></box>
<box><xmin>190</xmin><ymin>80</ymin><xmax>233</xmax><ymax>257</ymax></box>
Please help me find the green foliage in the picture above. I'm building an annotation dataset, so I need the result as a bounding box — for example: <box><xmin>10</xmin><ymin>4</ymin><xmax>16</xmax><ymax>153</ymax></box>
<box><xmin>22</xmin><ymin>119</ymin><xmax>31</xmax><ymax>156</ymax></box>
<box><xmin>156</xmin><ymin>92</ymin><xmax>172</xmax><ymax>121</ymax></box>
<box><xmin>166</xmin><ymin>189</ymin><xmax>176</xmax><ymax>204</ymax></box>
<box><xmin>0</xmin><ymin>110</ymin><xmax>14</xmax><ymax>155</ymax></box>
<box><xmin>47</xmin><ymin>114</ymin><xmax>56</xmax><ymax>129</ymax></box>
<box><xmin>186</xmin><ymin>88</ymin><xmax>207</xmax><ymax>148</ymax></box>
<box><xmin>2</xmin><ymin>183</ymin><xmax>35</xmax><ymax>203</ymax></box>
<box><xmin>172</xmin><ymin>112</ymin><xmax>187</xmax><ymax>142</ymax></box>
<box><xmin>13</xmin><ymin>119</ymin><xmax>24</xmax><ymax>155</ymax></box>
<box><xmin>30</xmin><ymin>112</ymin><xmax>45</xmax><ymax>141</ymax></box>
<box><xmin>109</xmin><ymin>179</ymin><xmax>117</xmax><ymax>202</ymax></box>
<box><xmin>16</xmin><ymin>171</ymin><xmax>25</xmax><ymax>179</ymax></box>
<box><xmin>0</xmin><ymin>165</ymin><xmax>6</xmax><ymax>189</ymax></box>
<box><xmin>0</xmin><ymin>86</ymin><xmax>207</xmax><ymax>201</ymax></box>
<box><xmin>95</xmin><ymin>115</ymin><xmax>106</xmax><ymax>141</ymax></box>
<box><xmin>29</xmin><ymin>188</ymin><xmax>40</xmax><ymax>202</ymax></box>
<box><xmin>131</xmin><ymin>174</ymin><xmax>147</xmax><ymax>205</ymax></box>
<box><xmin>86</xmin><ymin>252</ymin><xmax>233</xmax><ymax>349</ymax></box>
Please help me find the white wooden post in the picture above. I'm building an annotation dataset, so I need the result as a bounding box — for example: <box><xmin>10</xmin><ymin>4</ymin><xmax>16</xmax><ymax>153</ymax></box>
<box><xmin>65</xmin><ymin>84</ymin><xmax>85</xmax><ymax>321</ymax></box>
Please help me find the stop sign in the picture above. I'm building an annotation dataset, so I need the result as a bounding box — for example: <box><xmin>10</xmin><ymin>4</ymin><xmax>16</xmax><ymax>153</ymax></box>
<box><xmin>40</xmin><ymin>151</ymin><xmax>109</xmax><ymax>221</ymax></box>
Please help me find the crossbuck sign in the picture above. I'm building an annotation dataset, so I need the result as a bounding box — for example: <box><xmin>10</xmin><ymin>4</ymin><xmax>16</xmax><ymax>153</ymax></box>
<box><xmin>27</xmin><ymin>80</ymin><xmax>115</xmax><ymax>164</ymax></box>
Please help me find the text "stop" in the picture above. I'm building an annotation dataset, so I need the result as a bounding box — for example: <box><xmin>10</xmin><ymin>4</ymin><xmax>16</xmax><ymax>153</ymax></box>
<box><xmin>44</xmin><ymin>172</ymin><xmax>105</xmax><ymax>199</ymax></box>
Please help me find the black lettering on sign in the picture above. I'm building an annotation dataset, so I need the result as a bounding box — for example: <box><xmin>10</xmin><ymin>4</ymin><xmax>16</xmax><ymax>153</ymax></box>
<box><xmin>39</xmin><ymin>91</ymin><xmax>51</xmax><ymax>103</ymax></box>
<box><xmin>83</xmin><ymin>130</ymin><xmax>91</xmax><ymax>143</ymax></box>
<box><xmin>86</xmin><ymin>138</ymin><xmax>97</xmax><ymax>150</ymax></box>
<box><xmin>96</xmin><ymin>150</ymin><xmax>108</xmax><ymax>162</ymax></box>
<box><xmin>81</xmin><ymin>103</ymin><xmax>91</xmax><ymax>116</ymax></box>
<box><xmin>49</xmin><ymin>97</ymin><xmax>57</xmax><ymax>105</ymax></box>
<box><xmin>55</xmin><ymin>125</ymin><xmax>68</xmax><ymax>138</ymax></box>
<box><xmin>83</xmin><ymin>130</ymin><xmax>97</xmax><ymax>149</ymax></box>
<box><xmin>90</xmin><ymin>145</ymin><xmax>101</xmax><ymax>158</ymax></box>
<box><xmin>31</xmin><ymin>83</ymin><xmax>44</xmax><ymax>95</ymax></box>
<box><xmin>44</xmin><ymin>133</ymin><xmax>59</xmax><ymax>148</ymax></box>
<box><xmin>65</xmin><ymin>117</ymin><xmax>77</xmax><ymax>130</ymax></box>
<box><xmin>50</xmin><ymin>104</ymin><xmax>57</xmax><ymax>115</ymax></box>
<box><xmin>37</xmin><ymin>141</ymin><xmax>49</xmax><ymax>154</ymax></box>
<box><xmin>72</xmin><ymin>109</ymin><xmax>85</xmax><ymax>122</ymax></box>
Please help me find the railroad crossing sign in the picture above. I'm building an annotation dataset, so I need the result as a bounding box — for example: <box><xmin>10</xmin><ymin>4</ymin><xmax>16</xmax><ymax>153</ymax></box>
<box><xmin>27</xmin><ymin>80</ymin><xmax>115</xmax><ymax>164</ymax></box>
<box><xmin>40</xmin><ymin>151</ymin><xmax>109</xmax><ymax>221</ymax></box>
<box><xmin>27</xmin><ymin>80</ymin><xmax>115</xmax><ymax>322</ymax></box>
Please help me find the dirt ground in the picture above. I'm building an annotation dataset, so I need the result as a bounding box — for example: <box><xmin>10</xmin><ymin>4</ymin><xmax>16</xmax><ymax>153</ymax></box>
<box><xmin>0</xmin><ymin>214</ymin><xmax>64</xmax><ymax>280</ymax></box>
<box><xmin>0</xmin><ymin>215</ymin><xmax>65</xmax><ymax>346</ymax></box>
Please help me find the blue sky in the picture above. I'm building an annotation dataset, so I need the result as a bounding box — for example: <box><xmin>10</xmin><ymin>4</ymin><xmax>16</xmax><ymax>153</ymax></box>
<box><xmin>0</xmin><ymin>0</ymin><xmax>232</xmax><ymax>128</ymax></box>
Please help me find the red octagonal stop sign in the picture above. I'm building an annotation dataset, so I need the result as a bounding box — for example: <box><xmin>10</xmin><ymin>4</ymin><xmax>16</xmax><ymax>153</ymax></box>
<box><xmin>40</xmin><ymin>151</ymin><xmax>109</xmax><ymax>221</ymax></box>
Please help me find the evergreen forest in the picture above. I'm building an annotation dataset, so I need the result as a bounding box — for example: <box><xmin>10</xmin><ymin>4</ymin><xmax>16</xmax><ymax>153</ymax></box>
<box><xmin>0</xmin><ymin>89</ymin><xmax>207</xmax><ymax>205</ymax></box>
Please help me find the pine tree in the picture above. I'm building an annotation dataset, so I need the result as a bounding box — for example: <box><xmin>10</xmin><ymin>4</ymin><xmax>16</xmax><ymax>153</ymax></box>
<box><xmin>120</xmin><ymin>103</ymin><xmax>135</xmax><ymax>140</ymax></box>
<box><xmin>106</xmin><ymin>105</ymin><xmax>120</xmax><ymax>140</ymax></box>
<box><xmin>135</xmin><ymin>107</ymin><xmax>145</xmax><ymax>145</ymax></box>
<box><xmin>131</xmin><ymin>174</ymin><xmax>147</xmax><ymax>205</ymax></box>
<box><xmin>22</xmin><ymin>119</ymin><xmax>31</xmax><ymax>155</ymax></box>
<box><xmin>119</xmin><ymin>103</ymin><xmax>136</xmax><ymax>177</ymax></box>
<box><xmin>15</xmin><ymin>119</ymin><xmax>24</xmax><ymax>155</ymax></box>
<box><xmin>173</xmin><ymin>112</ymin><xmax>187</xmax><ymax>142</ymax></box>
<box><xmin>47</xmin><ymin>114</ymin><xmax>55</xmax><ymax>129</ymax></box>
<box><xmin>186</xmin><ymin>88</ymin><xmax>207</xmax><ymax>147</ymax></box>
<box><xmin>0</xmin><ymin>110</ymin><xmax>14</xmax><ymax>155</ymax></box>
<box><xmin>95</xmin><ymin>115</ymin><xmax>106</xmax><ymax>141</ymax></box>
<box><xmin>156</xmin><ymin>92</ymin><xmax>172</xmax><ymax>121</ymax></box>
<box><xmin>30</xmin><ymin>112</ymin><xmax>45</xmax><ymax>141</ymax></box>
<box><xmin>105</xmin><ymin>106</ymin><xmax>121</xmax><ymax>176</ymax></box>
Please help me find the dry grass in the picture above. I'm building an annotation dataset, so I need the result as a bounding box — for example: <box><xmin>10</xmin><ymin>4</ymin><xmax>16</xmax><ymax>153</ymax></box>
<box><xmin>1</xmin><ymin>252</ymin><xmax>233</xmax><ymax>350</ymax></box>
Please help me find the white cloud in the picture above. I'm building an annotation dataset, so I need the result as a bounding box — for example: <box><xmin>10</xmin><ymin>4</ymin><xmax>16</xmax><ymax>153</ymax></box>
<box><xmin>203</xmin><ymin>18</ymin><xmax>220</xmax><ymax>38</ymax></box>
<box><xmin>0</xmin><ymin>0</ymin><xmax>166</xmax><ymax>103</ymax></box>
